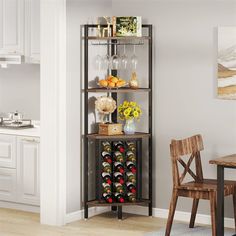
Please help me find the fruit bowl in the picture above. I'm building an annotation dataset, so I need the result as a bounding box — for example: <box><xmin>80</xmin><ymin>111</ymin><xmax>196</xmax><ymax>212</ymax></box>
<box><xmin>98</xmin><ymin>76</ymin><xmax>128</xmax><ymax>89</ymax></box>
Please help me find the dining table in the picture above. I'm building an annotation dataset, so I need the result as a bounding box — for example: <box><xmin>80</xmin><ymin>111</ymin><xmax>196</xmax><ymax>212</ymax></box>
<box><xmin>209</xmin><ymin>154</ymin><xmax>236</xmax><ymax>236</ymax></box>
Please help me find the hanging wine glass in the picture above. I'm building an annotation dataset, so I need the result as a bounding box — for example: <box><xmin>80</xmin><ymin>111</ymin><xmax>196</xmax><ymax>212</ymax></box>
<box><xmin>102</xmin><ymin>54</ymin><xmax>111</xmax><ymax>70</ymax></box>
<box><xmin>130</xmin><ymin>45</ymin><xmax>138</xmax><ymax>70</ymax></box>
<box><xmin>94</xmin><ymin>54</ymin><xmax>102</xmax><ymax>71</ymax></box>
<box><xmin>111</xmin><ymin>54</ymin><xmax>121</xmax><ymax>70</ymax></box>
<box><xmin>121</xmin><ymin>45</ymin><xmax>128</xmax><ymax>70</ymax></box>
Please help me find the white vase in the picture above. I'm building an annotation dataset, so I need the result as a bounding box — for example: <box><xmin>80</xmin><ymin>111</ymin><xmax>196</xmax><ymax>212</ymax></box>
<box><xmin>124</xmin><ymin>118</ymin><xmax>136</xmax><ymax>135</ymax></box>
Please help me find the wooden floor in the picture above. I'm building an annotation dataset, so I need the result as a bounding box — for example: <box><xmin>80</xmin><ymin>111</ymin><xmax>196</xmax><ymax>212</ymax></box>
<box><xmin>0</xmin><ymin>208</ymin><xmax>166</xmax><ymax>236</ymax></box>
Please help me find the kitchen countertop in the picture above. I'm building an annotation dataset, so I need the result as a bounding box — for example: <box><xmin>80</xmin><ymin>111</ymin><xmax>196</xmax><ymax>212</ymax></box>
<box><xmin>0</xmin><ymin>126</ymin><xmax>40</xmax><ymax>137</ymax></box>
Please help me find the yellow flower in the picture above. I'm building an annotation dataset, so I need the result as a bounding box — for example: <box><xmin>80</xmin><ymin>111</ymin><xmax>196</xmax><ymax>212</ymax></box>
<box><xmin>130</xmin><ymin>102</ymin><xmax>136</xmax><ymax>107</ymax></box>
<box><xmin>133</xmin><ymin>111</ymin><xmax>139</xmax><ymax>118</ymax></box>
<box><xmin>124</xmin><ymin>109</ymin><xmax>130</xmax><ymax>116</ymax></box>
<box><xmin>123</xmin><ymin>101</ymin><xmax>129</xmax><ymax>108</ymax></box>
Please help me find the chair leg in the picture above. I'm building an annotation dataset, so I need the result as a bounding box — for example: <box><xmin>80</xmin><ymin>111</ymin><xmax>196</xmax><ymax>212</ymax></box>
<box><xmin>209</xmin><ymin>192</ymin><xmax>217</xmax><ymax>236</ymax></box>
<box><xmin>189</xmin><ymin>198</ymin><xmax>199</xmax><ymax>228</ymax></box>
<box><xmin>233</xmin><ymin>192</ymin><xmax>236</xmax><ymax>231</ymax></box>
<box><xmin>165</xmin><ymin>190</ymin><xmax>178</xmax><ymax>236</ymax></box>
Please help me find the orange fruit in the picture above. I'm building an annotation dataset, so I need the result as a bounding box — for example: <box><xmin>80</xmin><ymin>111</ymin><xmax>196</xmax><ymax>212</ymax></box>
<box><xmin>99</xmin><ymin>80</ymin><xmax>108</xmax><ymax>87</ymax></box>
<box><xmin>108</xmin><ymin>81</ymin><xmax>115</xmax><ymax>88</ymax></box>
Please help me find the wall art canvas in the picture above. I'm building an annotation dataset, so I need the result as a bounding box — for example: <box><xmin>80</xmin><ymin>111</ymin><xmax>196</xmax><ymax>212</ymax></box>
<box><xmin>218</xmin><ymin>27</ymin><xmax>236</xmax><ymax>99</ymax></box>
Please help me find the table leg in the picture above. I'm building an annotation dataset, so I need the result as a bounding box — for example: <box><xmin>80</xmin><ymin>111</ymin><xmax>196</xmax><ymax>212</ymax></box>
<box><xmin>217</xmin><ymin>165</ymin><xmax>224</xmax><ymax>236</ymax></box>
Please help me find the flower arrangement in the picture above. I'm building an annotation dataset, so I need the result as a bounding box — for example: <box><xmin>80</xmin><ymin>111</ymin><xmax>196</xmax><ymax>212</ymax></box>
<box><xmin>118</xmin><ymin>101</ymin><xmax>142</xmax><ymax>121</ymax></box>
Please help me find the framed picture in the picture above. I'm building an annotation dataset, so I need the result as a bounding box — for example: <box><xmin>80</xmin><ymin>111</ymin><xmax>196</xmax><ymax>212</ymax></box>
<box><xmin>218</xmin><ymin>27</ymin><xmax>236</xmax><ymax>99</ymax></box>
<box><xmin>112</xmin><ymin>16</ymin><xmax>142</xmax><ymax>37</ymax></box>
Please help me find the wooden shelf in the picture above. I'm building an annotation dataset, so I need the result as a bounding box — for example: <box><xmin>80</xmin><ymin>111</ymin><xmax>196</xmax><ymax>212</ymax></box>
<box><xmin>86</xmin><ymin>88</ymin><xmax>151</xmax><ymax>93</ymax></box>
<box><xmin>87</xmin><ymin>199</ymin><xmax>150</xmax><ymax>207</ymax></box>
<box><xmin>84</xmin><ymin>36</ymin><xmax>151</xmax><ymax>41</ymax></box>
<box><xmin>87</xmin><ymin>132</ymin><xmax>150</xmax><ymax>140</ymax></box>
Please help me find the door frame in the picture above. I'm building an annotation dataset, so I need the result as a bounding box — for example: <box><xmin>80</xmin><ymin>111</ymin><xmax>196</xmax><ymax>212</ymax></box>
<box><xmin>40</xmin><ymin>0</ymin><xmax>67</xmax><ymax>226</ymax></box>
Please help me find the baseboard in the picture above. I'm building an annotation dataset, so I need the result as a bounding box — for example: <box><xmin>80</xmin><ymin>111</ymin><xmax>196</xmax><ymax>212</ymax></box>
<box><xmin>65</xmin><ymin>206</ymin><xmax>109</xmax><ymax>224</ymax></box>
<box><xmin>123</xmin><ymin>206</ymin><xmax>235</xmax><ymax>229</ymax></box>
<box><xmin>0</xmin><ymin>201</ymin><xmax>40</xmax><ymax>213</ymax></box>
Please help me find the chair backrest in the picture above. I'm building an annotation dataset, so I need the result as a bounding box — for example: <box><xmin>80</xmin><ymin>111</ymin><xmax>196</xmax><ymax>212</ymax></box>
<box><xmin>170</xmin><ymin>134</ymin><xmax>204</xmax><ymax>188</ymax></box>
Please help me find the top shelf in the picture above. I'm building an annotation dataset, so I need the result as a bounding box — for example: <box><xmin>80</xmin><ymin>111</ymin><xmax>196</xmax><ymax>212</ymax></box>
<box><xmin>84</xmin><ymin>36</ymin><xmax>151</xmax><ymax>41</ymax></box>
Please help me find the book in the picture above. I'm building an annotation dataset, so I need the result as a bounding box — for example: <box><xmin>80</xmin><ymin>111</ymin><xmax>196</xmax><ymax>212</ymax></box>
<box><xmin>113</xmin><ymin>16</ymin><xmax>142</xmax><ymax>37</ymax></box>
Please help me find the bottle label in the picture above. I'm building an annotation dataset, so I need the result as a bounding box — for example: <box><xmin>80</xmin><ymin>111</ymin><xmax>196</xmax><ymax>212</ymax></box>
<box><xmin>114</xmin><ymin>182</ymin><xmax>122</xmax><ymax>187</ymax></box>
<box><xmin>114</xmin><ymin>162</ymin><xmax>123</xmax><ymax>167</ymax></box>
<box><xmin>102</xmin><ymin>172</ymin><xmax>110</xmax><ymax>178</ymax></box>
<box><xmin>126</xmin><ymin>172</ymin><xmax>134</xmax><ymax>177</ymax></box>
<box><xmin>102</xmin><ymin>151</ymin><xmax>111</xmax><ymax>157</ymax></box>
<box><xmin>114</xmin><ymin>172</ymin><xmax>122</xmax><ymax>178</ymax></box>
<box><xmin>114</xmin><ymin>151</ymin><xmax>122</xmax><ymax>157</ymax></box>
<box><xmin>102</xmin><ymin>183</ymin><xmax>110</xmax><ymax>188</ymax></box>
<box><xmin>102</xmin><ymin>162</ymin><xmax>110</xmax><ymax>167</ymax></box>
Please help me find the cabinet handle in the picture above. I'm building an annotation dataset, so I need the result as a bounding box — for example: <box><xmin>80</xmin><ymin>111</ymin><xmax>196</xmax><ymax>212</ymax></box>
<box><xmin>22</xmin><ymin>138</ymin><xmax>40</xmax><ymax>143</ymax></box>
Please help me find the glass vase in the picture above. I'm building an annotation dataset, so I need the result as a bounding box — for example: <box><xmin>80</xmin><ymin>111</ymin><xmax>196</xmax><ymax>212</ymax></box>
<box><xmin>124</xmin><ymin>118</ymin><xmax>136</xmax><ymax>135</ymax></box>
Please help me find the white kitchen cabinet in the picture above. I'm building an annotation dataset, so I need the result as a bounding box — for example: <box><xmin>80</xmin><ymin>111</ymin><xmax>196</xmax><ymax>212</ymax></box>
<box><xmin>0</xmin><ymin>0</ymin><xmax>24</xmax><ymax>54</ymax></box>
<box><xmin>24</xmin><ymin>0</ymin><xmax>40</xmax><ymax>63</ymax></box>
<box><xmin>0</xmin><ymin>134</ymin><xmax>16</xmax><ymax>168</ymax></box>
<box><xmin>0</xmin><ymin>167</ymin><xmax>17</xmax><ymax>201</ymax></box>
<box><xmin>17</xmin><ymin>136</ymin><xmax>40</xmax><ymax>205</ymax></box>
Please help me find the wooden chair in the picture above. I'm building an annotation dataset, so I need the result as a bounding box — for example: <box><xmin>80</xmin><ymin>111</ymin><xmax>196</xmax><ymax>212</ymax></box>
<box><xmin>165</xmin><ymin>134</ymin><xmax>236</xmax><ymax>236</ymax></box>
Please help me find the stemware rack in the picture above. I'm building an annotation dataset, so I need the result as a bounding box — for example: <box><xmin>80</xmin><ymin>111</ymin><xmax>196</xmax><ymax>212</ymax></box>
<box><xmin>82</xmin><ymin>24</ymin><xmax>153</xmax><ymax>220</ymax></box>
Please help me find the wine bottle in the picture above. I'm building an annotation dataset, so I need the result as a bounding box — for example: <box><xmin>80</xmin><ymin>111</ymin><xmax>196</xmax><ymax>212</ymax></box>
<box><xmin>126</xmin><ymin>151</ymin><xmax>136</xmax><ymax>162</ymax></box>
<box><xmin>114</xmin><ymin>141</ymin><xmax>125</xmax><ymax>153</ymax></box>
<box><xmin>126</xmin><ymin>182</ymin><xmax>136</xmax><ymax>193</ymax></box>
<box><xmin>114</xmin><ymin>172</ymin><xmax>124</xmax><ymax>184</ymax></box>
<box><xmin>101</xmin><ymin>172</ymin><xmax>112</xmax><ymax>184</ymax></box>
<box><xmin>102</xmin><ymin>182</ymin><xmax>111</xmax><ymax>193</ymax></box>
<box><xmin>114</xmin><ymin>151</ymin><xmax>124</xmax><ymax>163</ymax></box>
<box><xmin>114</xmin><ymin>161</ymin><xmax>124</xmax><ymax>174</ymax></box>
<box><xmin>114</xmin><ymin>192</ymin><xmax>125</xmax><ymax>203</ymax></box>
<box><xmin>126</xmin><ymin>141</ymin><xmax>136</xmax><ymax>152</ymax></box>
<box><xmin>103</xmin><ymin>193</ymin><xmax>113</xmax><ymax>203</ymax></box>
<box><xmin>102</xmin><ymin>141</ymin><xmax>111</xmax><ymax>152</ymax></box>
<box><xmin>102</xmin><ymin>162</ymin><xmax>111</xmax><ymax>173</ymax></box>
<box><xmin>126</xmin><ymin>161</ymin><xmax>136</xmax><ymax>173</ymax></box>
<box><xmin>102</xmin><ymin>151</ymin><xmax>112</xmax><ymax>164</ymax></box>
<box><xmin>126</xmin><ymin>171</ymin><xmax>136</xmax><ymax>183</ymax></box>
<box><xmin>114</xmin><ymin>182</ymin><xmax>124</xmax><ymax>193</ymax></box>
<box><xmin>127</xmin><ymin>192</ymin><xmax>136</xmax><ymax>202</ymax></box>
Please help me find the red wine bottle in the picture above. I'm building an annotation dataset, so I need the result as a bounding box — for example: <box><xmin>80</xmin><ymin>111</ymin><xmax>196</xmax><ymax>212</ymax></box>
<box><xmin>102</xmin><ymin>183</ymin><xmax>111</xmax><ymax>194</ymax></box>
<box><xmin>102</xmin><ymin>162</ymin><xmax>111</xmax><ymax>173</ymax></box>
<box><xmin>126</xmin><ymin>151</ymin><xmax>136</xmax><ymax>162</ymax></box>
<box><xmin>114</xmin><ymin>161</ymin><xmax>124</xmax><ymax>174</ymax></box>
<box><xmin>114</xmin><ymin>192</ymin><xmax>125</xmax><ymax>203</ymax></box>
<box><xmin>102</xmin><ymin>151</ymin><xmax>112</xmax><ymax>164</ymax></box>
<box><xmin>102</xmin><ymin>141</ymin><xmax>111</xmax><ymax>152</ymax></box>
<box><xmin>101</xmin><ymin>172</ymin><xmax>112</xmax><ymax>185</ymax></box>
<box><xmin>114</xmin><ymin>151</ymin><xmax>124</xmax><ymax>163</ymax></box>
<box><xmin>126</xmin><ymin>161</ymin><xmax>136</xmax><ymax>173</ymax></box>
<box><xmin>114</xmin><ymin>172</ymin><xmax>124</xmax><ymax>184</ymax></box>
<box><xmin>103</xmin><ymin>193</ymin><xmax>113</xmax><ymax>203</ymax></box>
<box><xmin>126</xmin><ymin>182</ymin><xmax>136</xmax><ymax>193</ymax></box>
<box><xmin>114</xmin><ymin>141</ymin><xmax>125</xmax><ymax>153</ymax></box>
<box><xmin>114</xmin><ymin>182</ymin><xmax>124</xmax><ymax>193</ymax></box>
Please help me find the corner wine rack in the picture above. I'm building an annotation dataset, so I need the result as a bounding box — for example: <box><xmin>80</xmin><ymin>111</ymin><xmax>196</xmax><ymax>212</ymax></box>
<box><xmin>82</xmin><ymin>24</ymin><xmax>153</xmax><ymax>220</ymax></box>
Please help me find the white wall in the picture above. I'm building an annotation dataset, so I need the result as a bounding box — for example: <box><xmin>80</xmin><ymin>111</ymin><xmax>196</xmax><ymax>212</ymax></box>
<box><xmin>112</xmin><ymin>0</ymin><xmax>236</xmax><ymax>217</ymax></box>
<box><xmin>0</xmin><ymin>64</ymin><xmax>40</xmax><ymax>119</ymax></box>
<box><xmin>67</xmin><ymin>0</ymin><xmax>236</xmax><ymax>218</ymax></box>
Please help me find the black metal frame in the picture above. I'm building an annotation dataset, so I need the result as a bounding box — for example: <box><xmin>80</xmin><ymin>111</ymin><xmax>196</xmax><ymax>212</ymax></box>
<box><xmin>216</xmin><ymin>165</ymin><xmax>236</xmax><ymax>236</ymax></box>
<box><xmin>83</xmin><ymin>24</ymin><xmax>153</xmax><ymax>220</ymax></box>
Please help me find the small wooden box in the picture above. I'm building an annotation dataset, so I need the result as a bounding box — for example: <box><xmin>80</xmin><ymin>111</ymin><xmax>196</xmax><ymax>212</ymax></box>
<box><xmin>98</xmin><ymin>123</ymin><xmax>123</xmax><ymax>135</ymax></box>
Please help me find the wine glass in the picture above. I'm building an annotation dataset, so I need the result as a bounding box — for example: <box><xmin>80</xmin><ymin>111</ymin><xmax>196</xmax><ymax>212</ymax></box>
<box><xmin>94</xmin><ymin>54</ymin><xmax>102</xmax><ymax>71</ymax></box>
<box><xmin>130</xmin><ymin>45</ymin><xmax>138</xmax><ymax>70</ymax></box>
<box><xmin>102</xmin><ymin>54</ymin><xmax>111</xmax><ymax>70</ymax></box>
<box><xmin>111</xmin><ymin>54</ymin><xmax>121</xmax><ymax>70</ymax></box>
<box><xmin>121</xmin><ymin>45</ymin><xmax>128</xmax><ymax>70</ymax></box>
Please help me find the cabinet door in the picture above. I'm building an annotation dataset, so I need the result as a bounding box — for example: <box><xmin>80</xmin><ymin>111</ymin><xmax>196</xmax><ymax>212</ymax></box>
<box><xmin>0</xmin><ymin>167</ymin><xmax>17</xmax><ymax>201</ymax></box>
<box><xmin>0</xmin><ymin>0</ymin><xmax>24</xmax><ymax>54</ymax></box>
<box><xmin>17</xmin><ymin>136</ymin><xmax>40</xmax><ymax>206</ymax></box>
<box><xmin>24</xmin><ymin>0</ymin><xmax>40</xmax><ymax>63</ymax></box>
<box><xmin>0</xmin><ymin>134</ymin><xmax>16</xmax><ymax>168</ymax></box>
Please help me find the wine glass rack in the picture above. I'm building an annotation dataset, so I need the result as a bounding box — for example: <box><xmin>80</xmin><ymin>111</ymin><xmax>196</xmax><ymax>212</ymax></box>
<box><xmin>82</xmin><ymin>24</ymin><xmax>153</xmax><ymax>220</ymax></box>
